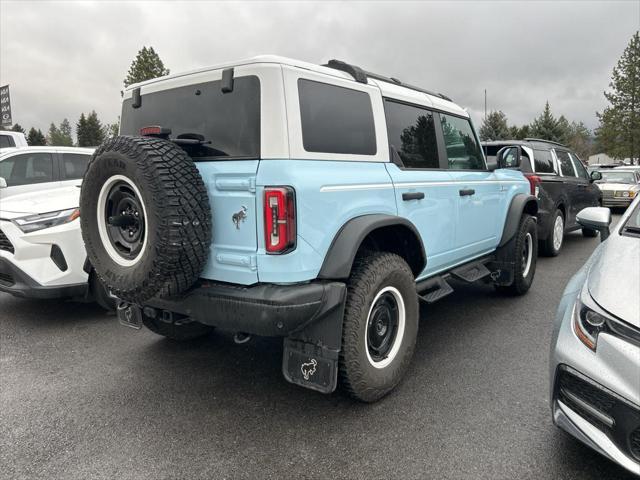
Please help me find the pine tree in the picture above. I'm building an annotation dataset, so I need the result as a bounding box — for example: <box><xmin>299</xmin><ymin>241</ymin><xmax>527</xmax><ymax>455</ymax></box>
<box><xmin>529</xmin><ymin>102</ymin><xmax>567</xmax><ymax>143</ymax></box>
<box><xmin>102</xmin><ymin>118</ymin><xmax>119</xmax><ymax>139</ymax></box>
<box><xmin>77</xmin><ymin>111</ymin><xmax>105</xmax><ymax>147</ymax></box>
<box><xmin>27</xmin><ymin>127</ymin><xmax>46</xmax><ymax>146</ymax></box>
<box><xmin>479</xmin><ymin>111</ymin><xmax>510</xmax><ymax>141</ymax></box>
<box><xmin>47</xmin><ymin>119</ymin><xmax>73</xmax><ymax>146</ymax></box>
<box><xmin>596</xmin><ymin>32</ymin><xmax>640</xmax><ymax>164</ymax></box>
<box><xmin>10</xmin><ymin>124</ymin><xmax>25</xmax><ymax>134</ymax></box>
<box><xmin>123</xmin><ymin>46</ymin><xmax>170</xmax><ymax>88</ymax></box>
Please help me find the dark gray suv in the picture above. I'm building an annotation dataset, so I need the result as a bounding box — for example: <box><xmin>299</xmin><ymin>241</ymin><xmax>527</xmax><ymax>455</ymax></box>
<box><xmin>483</xmin><ymin>139</ymin><xmax>602</xmax><ymax>256</ymax></box>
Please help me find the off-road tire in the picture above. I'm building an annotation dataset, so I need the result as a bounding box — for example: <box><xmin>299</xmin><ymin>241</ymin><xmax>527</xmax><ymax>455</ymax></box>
<box><xmin>142</xmin><ymin>315</ymin><xmax>214</xmax><ymax>341</ymax></box>
<box><xmin>80</xmin><ymin>136</ymin><xmax>211</xmax><ymax>303</ymax></box>
<box><xmin>582</xmin><ymin>228</ymin><xmax>598</xmax><ymax>238</ymax></box>
<box><xmin>496</xmin><ymin>214</ymin><xmax>537</xmax><ymax>296</ymax></box>
<box><xmin>339</xmin><ymin>252</ymin><xmax>419</xmax><ymax>402</ymax></box>
<box><xmin>89</xmin><ymin>271</ymin><xmax>116</xmax><ymax>312</ymax></box>
<box><xmin>539</xmin><ymin>209</ymin><xmax>563</xmax><ymax>257</ymax></box>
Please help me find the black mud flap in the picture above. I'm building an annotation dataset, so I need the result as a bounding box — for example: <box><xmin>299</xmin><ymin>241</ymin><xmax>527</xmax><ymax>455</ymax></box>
<box><xmin>117</xmin><ymin>302</ymin><xmax>143</xmax><ymax>330</ymax></box>
<box><xmin>282</xmin><ymin>283</ymin><xmax>346</xmax><ymax>394</ymax></box>
<box><xmin>489</xmin><ymin>235</ymin><xmax>517</xmax><ymax>286</ymax></box>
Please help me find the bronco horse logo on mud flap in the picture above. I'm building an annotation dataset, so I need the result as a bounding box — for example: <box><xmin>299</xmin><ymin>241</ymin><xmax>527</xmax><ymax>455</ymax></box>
<box><xmin>301</xmin><ymin>359</ymin><xmax>318</xmax><ymax>381</ymax></box>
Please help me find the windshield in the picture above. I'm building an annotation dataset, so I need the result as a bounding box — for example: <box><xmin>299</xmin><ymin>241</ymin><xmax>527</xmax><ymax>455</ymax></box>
<box><xmin>598</xmin><ymin>171</ymin><xmax>638</xmax><ymax>184</ymax></box>
<box><xmin>120</xmin><ymin>76</ymin><xmax>260</xmax><ymax>160</ymax></box>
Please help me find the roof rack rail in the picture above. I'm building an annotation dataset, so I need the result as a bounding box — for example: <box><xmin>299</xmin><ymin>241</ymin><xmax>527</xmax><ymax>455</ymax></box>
<box><xmin>323</xmin><ymin>59</ymin><xmax>452</xmax><ymax>102</ymax></box>
<box><xmin>523</xmin><ymin>137</ymin><xmax>566</xmax><ymax>147</ymax></box>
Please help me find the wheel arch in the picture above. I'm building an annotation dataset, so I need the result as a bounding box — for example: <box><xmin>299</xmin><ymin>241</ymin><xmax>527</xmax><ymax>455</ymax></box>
<box><xmin>499</xmin><ymin>194</ymin><xmax>538</xmax><ymax>247</ymax></box>
<box><xmin>317</xmin><ymin>215</ymin><xmax>426</xmax><ymax>279</ymax></box>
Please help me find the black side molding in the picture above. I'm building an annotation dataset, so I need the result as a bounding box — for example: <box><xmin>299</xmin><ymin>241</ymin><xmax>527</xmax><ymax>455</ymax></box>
<box><xmin>499</xmin><ymin>194</ymin><xmax>538</xmax><ymax>246</ymax></box>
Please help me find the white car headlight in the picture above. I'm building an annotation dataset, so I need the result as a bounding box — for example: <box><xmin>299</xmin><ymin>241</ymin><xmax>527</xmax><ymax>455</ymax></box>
<box><xmin>12</xmin><ymin>208</ymin><xmax>80</xmax><ymax>233</ymax></box>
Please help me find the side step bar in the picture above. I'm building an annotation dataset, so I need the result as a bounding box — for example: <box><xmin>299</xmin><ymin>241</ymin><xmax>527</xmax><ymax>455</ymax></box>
<box><xmin>416</xmin><ymin>256</ymin><xmax>496</xmax><ymax>304</ymax></box>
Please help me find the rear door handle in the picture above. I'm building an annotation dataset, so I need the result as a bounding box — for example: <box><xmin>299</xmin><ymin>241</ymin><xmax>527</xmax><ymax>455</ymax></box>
<box><xmin>459</xmin><ymin>188</ymin><xmax>475</xmax><ymax>196</ymax></box>
<box><xmin>402</xmin><ymin>192</ymin><xmax>425</xmax><ymax>201</ymax></box>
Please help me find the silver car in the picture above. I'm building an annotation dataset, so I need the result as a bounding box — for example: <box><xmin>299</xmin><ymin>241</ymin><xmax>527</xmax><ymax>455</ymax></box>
<box><xmin>596</xmin><ymin>169</ymin><xmax>640</xmax><ymax>208</ymax></box>
<box><xmin>550</xmin><ymin>198</ymin><xmax>640</xmax><ymax>476</ymax></box>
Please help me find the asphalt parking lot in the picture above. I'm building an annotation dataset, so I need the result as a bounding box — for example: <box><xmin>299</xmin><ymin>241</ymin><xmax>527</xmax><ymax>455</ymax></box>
<box><xmin>0</xmin><ymin>213</ymin><xmax>635</xmax><ymax>480</ymax></box>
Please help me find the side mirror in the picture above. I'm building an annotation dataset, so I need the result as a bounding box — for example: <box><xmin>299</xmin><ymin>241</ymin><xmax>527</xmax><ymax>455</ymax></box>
<box><xmin>0</xmin><ymin>177</ymin><xmax>7</xmax><ymax>189</ymax></box>
<box><xmin>576</xmin><ymin>207</ymin><xmax>611</xmax><ymax>241</ymax></box>
<box><xmin>590</xmin><ymin>170</ymin><xmax>602</xmax><ymax>182</ymax></box>
<box><xmin>496</xmin><ymin>146</ymin><xmax>521</xmax><ymax>169</ymax></box>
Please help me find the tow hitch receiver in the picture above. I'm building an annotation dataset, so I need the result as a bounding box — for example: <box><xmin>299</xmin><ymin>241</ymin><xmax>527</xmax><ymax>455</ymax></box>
<box><xmin>117</xmin><ymin>302</ymin><xmax>143</xmax><ymax>330</ymax></box>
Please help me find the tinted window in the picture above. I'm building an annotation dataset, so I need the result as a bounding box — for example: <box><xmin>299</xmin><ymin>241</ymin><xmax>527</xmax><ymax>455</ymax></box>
<box><xmin>556</xmin><ymin>150</ymin><xmax>576</xmax><ymax>177</ymax></box>
<box><xmin>384</xmin><ymin>100</ymin><xmax>439</xmax><ymax>168</ymax></box>
<box><xmin>439</xmin><ymin>114</ymin><xmax>484</xmax><ymax>170</ymax></box>
<box><xmin>533</xmin><ymin>149</ymin><xmax>555</xmax><ymax>173</ymax></box>
<box><xmin>121</xmin><ymin>76</ymin><xmax>260</xmax><ymax>159</ymax></box>
<box><xmin>298</xmin><ymin>79</ymin><xmax>376</xmax><ymax>155</ymax></box>
<box><xmin>570</xmin><ymin>153</ymin><xmax>589</xmax><ymax>180</ymax></box>
<box><xmin>62</xmin><ymin>153</ymin><xmax>91</xmax><ymax>179</ymax></box>
<box><xmin>0</xmin><ymin>153</ymin><xmax>54</xmax><ymax>186</ymax></box>
<box><xmin>0</xmin><ymin>135</ymin><xmax>15</xmax><ymax>148</ymax></box>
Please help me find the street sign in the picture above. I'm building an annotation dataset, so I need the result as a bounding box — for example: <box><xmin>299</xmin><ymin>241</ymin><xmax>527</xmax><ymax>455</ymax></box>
<box><xmin>1</xmin><ymin>85</ymin><xmax>12</xmax><ymax>127</ymax></box>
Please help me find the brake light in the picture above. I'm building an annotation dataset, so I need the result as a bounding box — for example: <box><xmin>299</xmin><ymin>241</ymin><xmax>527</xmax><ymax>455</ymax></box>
<box><xmin>525</xmin><ymin>173</ymin><xmax>541</xmax><ymax>197</ymax></box>
<box><xmin>264</xmin><ymin>187</ymin><xmax>296</xmax><ymax>254</ymax></box>
<box><xmin>139</xmin><ymin>126</ymin><xmax>171</xmax><ymax>137</ymax></box>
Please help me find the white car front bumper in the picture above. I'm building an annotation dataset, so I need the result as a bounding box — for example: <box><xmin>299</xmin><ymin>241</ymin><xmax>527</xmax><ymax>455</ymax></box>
<box><xmin>0</xmin><ymin>218</ymin><xmax>89</xmax><ymax>299</ymax></box>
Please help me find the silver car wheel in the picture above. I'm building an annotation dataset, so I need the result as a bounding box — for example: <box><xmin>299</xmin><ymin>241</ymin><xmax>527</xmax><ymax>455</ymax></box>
<box><xmin>553</xmin><ymin>214</ymin><xmax>564</xmax><ymax>252</ymax></box>
<box><xmin>523</xmin><ymin>232</ymin><xmax>534</xmax><ymax>278</ymax></box>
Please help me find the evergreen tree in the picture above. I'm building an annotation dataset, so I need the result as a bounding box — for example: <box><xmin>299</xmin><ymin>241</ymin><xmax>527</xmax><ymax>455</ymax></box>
<box><xmin>102</xmin><ymin>119</ymin><xmax>119</xmax><ymax>139</ymax></box>
<box><xmin>479</xmin><ymin>111</ymin><xmax>510</xmax><ymax>141</ymax></box>
<box><xmin>11</xmin><ymin>124</ymin><xmax>25</xmax><ymax>134</ymax></box>
<box><xmin>566</xmin><ymin>121</ymin><xmax>593</xmax><ymax>161</ymax></box>
<box><xmin>123</xmin><ymin>46</ymin><xmax>170</xmax><ymax>88</ymax></box>
<box><xmin>529</xmin><ymin>102</ymin><xmax>567</xmax><ymax>143</ymax></box>
<box><xmin>27</xmin><ymin>127</ymin><xmax>46</xmax><ymax>146</ymax></box>
<box><xmin>595</xmin><ymin>31</ymin><xmax>640</xmax><ymax>164</ymax></box>
<box><xmin>77</xmin><ymin>111</ymin><xmax>105</xmax><ymax>147</ymax></box>
<box><xmin>47</xmin><ymin>119</ymin><xmax>74</xmax><ymax>146</ymax></box>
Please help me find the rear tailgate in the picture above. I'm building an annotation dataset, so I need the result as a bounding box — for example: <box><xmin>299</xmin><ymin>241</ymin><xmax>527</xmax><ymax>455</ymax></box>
<box><xmin>196</xmin><ymin>160</ymin><xmax>259</xmax><ymax>285</ymax></box>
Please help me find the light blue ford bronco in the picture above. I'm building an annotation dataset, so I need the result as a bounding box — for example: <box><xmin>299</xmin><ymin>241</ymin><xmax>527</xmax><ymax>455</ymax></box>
<box><xmin>80</xmin><ymin>56</ymin><xmax>538</xmax><ymax>402</ymax></box>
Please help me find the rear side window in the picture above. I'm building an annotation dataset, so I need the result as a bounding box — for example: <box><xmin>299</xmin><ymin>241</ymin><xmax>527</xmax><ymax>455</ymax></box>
<box><xmin>121</xmin><ymin>76</ymin><xmax>260</xmax><ymax>159</ymax></box>
<box><xmin>0</xmin><ymin>153</ymin><xmax>54</xmax><ymax>186</ymax></box>
<box><xmin>533</xmin><ymin>149</ymin><xmax>555</xmax><ymax>173</ymax></box>
<box><xmin>439</xmin><ymin>114</ymin><xmax>484</xmax><ymax>170</ymax></box>
<box><xmin>570</xmin><ymin>153</ymin><xmax>589</xmax><ymax>180</ymax></box>
<box><xmin>556</xmin><ymin>150</ymin><xmax>576</xmax><ymax>177</ymax></box>
<box><xmin>384</xmin><ymin>100</ymin><xmax>439</xmax><ymax>168</ymax></box>
<box><xmin>0</xmin><ymin>135</ymin><xmax>15</xmax><ymax>148</ymax></box>
<box><xmin>298</xmin><ymin>79</ymin><xmax>376</xmax><ymax>155</ymax></box>
<box><xmin>62</xmin><ymin>153</ymin><xmax>91</xmax><ymax>179</ymax></box>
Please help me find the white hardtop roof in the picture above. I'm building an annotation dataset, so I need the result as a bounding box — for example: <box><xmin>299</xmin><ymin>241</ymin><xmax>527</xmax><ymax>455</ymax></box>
<box><xmin>0</xmin><ymin>146</ymin><xmax>95</xmax><ymax>158</ymax></box>
<box><xmin>126</xmin><ymin>55</ymin><xmax>468</xmax><ymax>118</ymax></box>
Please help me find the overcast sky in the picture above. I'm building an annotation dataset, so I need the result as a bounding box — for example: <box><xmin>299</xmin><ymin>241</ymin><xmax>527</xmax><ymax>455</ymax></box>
<box><xmin>1</xmin><ymin>0</ymin><xmax>639</xmax><ymax>137</ymax></box>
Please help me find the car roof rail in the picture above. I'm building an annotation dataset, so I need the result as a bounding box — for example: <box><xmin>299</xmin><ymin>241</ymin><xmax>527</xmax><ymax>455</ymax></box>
<box><xmin>323</xmin><ymin>59</ymin><xmax>452</xmax><ymax>102</ymax></box>
<box><xmin>523</xmin><ymin>137</ymin><xmax>567</xmax><ymax>147</ymax></box>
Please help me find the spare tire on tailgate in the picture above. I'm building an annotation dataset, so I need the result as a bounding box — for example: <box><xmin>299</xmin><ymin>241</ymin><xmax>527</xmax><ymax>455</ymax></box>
<box><xmin>80</xmin><ymin>136</ymin><xmax>211</xmax><ymax>303</ymax></box>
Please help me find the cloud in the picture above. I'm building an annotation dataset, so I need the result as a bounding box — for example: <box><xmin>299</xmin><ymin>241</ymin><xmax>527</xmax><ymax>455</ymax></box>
<box><xmin>1</xmin><ymin>0</ymin><xmax>638</xmax><ymax>135</ymax></box>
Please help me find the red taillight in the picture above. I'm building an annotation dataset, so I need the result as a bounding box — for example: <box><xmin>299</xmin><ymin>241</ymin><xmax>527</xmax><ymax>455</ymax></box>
<box><xmin>139</xmin><ymin>125</ymin><xmax>171</xmax><ymax>137</ymax></box>
<box><xmin>264</xmin><ymin>187</ymin><xmax>296</xmax><ymax>254</ymax></box>
<box><xmin>525</xmin><ymin>173</ymin><xmax>541</xmax><ymax>197</ymax></box>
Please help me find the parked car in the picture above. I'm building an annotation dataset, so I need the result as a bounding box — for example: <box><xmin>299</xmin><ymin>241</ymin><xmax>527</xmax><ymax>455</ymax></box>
<box><xmin>483</xmin><ymin>139</ymin><xmax>602</xmax><ymax>256</ymax></box>
<box><xmin>0</xmin><ymin>185</ymin><xmax>114</xmax><ymax>310</ymax></box>
<box><xmin>550</xmin><ymin>199</ymin><xmax>640</xmax><ymax>476</ymax></box>
<box><xmin>0</xmin><ymin>130</ymin><xmax>28</xmax><ymax>149</ymax></box>
<box><xmin>0</xmin><ymin>146</ymin><xmax>94</xmax><ymax>200</ymax></box>
<box><xmin>595</xmin><ymin>169</ymin><xmax>640</xmax><ymax>208</ymax></box>
<box><xmin>80</xmin><ymin>56</ymin><xmax>538</xmax><ymax>402</ymax></box>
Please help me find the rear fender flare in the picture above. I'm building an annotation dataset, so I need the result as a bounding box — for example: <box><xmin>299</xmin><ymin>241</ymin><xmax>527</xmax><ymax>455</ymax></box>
<box><xmin>499</xmin><ymin>194</ymin><xmax>538</xmax><ymax>247</ymax></box>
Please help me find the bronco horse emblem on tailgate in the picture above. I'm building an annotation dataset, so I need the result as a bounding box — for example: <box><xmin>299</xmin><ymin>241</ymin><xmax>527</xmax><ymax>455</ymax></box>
<box><xmin>232</xmin><ymin>206</ymin><xmax>248</xmax><ymax>229</ymax></box>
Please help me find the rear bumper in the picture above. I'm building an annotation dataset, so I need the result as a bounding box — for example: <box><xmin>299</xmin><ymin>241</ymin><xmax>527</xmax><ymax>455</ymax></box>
<box><xmin>0</xmin><ymin>257</ymin><xmax>87</xmax><ymax>299</ymax></box>
<box><xmin>143</xmin><ymin>280</ymin><xmax>347</xmax><ymax>337</ymax></box>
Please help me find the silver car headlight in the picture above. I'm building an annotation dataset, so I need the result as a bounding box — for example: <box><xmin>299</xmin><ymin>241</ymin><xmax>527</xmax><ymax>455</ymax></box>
<box><xmin>12</xmin><ymin>208</ymin><xmax>80</xmax><ymax>233</ymax></box>
<box><xmin>572</xmin><ymin>287</ymin><xmax>612</xmax><ymax>351</ymax></box>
